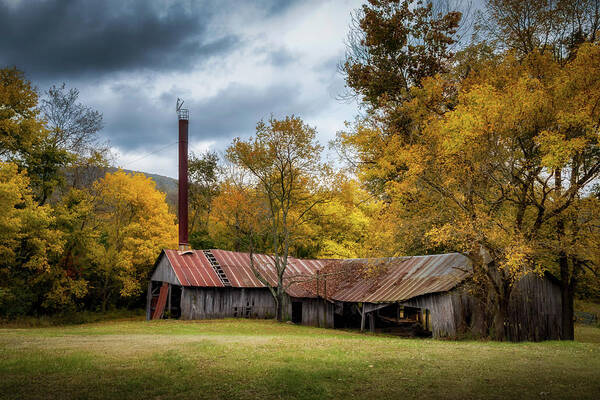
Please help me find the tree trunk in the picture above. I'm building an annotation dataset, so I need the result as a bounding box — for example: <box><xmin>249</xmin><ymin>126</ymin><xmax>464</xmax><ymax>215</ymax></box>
<box><xmin>555</xmin><ymin>168</ymin><xmax>575</xmax><ymax>340</ymax></box>
<box><xmin>560</xmin><ymin>282</ymin><xmax>575</xmax><ymax>340</ymax></box>
<box><xmin>559</xmin><ymin>254</ymin><xmax>575</xmax><ymax>340</ymax></box>
<box><xmin>275</xmin><ymin>291</ymin><xmax>284</xmax><ymax>322</ymax></box>
<box><xmin>492</xmin><ymin>297</ymin><xmax>508</xmax><ymax>341</ymax></box>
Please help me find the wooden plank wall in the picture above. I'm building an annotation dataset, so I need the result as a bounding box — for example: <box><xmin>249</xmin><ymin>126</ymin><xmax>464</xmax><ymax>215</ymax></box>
<box><xmin>403</xmin><ymin>274</ymin><xmax>562</xmax><ymax>341</ymax></box>
<box><xmin>151</xmin><ymin>255</ymin><xmax>181</xmax><ymax>286</ymax></box>
<box><xmin>180</xmin><ymin>287</ymin><xmax>280</xmax><ymax>320</ymax></box>
<box><xmin>402</xmin><ymin>293</ymin><xmax>461</xmax><ymax>338</ymax></box>
<box><xmin>506</xmin><ymin>273</ymin><xmax>563</xmax><ymax>341</ymax></box>
<box><xmin>298</xmin><ymin>298</ymin><xmax>334</xmax><ymax>328</ymax></box>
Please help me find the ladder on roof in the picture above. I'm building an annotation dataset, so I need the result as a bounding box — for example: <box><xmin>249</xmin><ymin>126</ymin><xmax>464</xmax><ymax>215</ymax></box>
<box><xmin>203</xmin><ymin>250</ymin><xmax>231</xmax><ymax>286</ymax></box>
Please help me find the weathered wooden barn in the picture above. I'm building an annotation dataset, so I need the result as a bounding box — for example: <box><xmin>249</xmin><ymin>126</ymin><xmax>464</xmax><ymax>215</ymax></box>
<box><xmin>316</xmin><ymin>255</ymin><xmax>563</xmax><ymax>341</ymax></box>
<box><xmin>147</xmin><ymin>249</ymin><xmax>334</xmax><ymax>327</ymax></box>
<box><xmin>147</xmin><ymin>250</ymin><xmax>563</xmax><ymax>341</ymax></box>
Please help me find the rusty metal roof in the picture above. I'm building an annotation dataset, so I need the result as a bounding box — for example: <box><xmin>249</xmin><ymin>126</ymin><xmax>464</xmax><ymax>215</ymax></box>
<box><xmin>324</xmin><ymin>253</ymin><xmax>472</xmax><ymax>303</ymax></box>
<box><xmin>155</xmin><ymin>249</ymin><xmax>471</xmax><ymax>302</ymax></box>
<box><xmin>210</xmin><ymin>249</ymin><xmax>329</xmax><ymax>298</ymax></box>
<box><xmin>157</xmin><ymin>249</ymin><xmax>328</xmax><ymax>297</ymax></box>
<box><xmin>163</xmin><ymin>249</ymin><xmax>223</xmax><ymax>287</ymax></box>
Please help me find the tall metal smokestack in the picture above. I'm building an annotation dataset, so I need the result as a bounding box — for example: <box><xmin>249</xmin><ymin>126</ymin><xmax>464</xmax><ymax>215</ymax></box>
<box><xmin>176</xmin><ymin>99</ymin><xmax>189</xmax><ymax>250</ymax></box>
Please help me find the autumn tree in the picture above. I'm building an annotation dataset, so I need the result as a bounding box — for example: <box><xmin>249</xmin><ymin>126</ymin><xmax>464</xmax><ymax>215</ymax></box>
<box><xmin>338</xmin><ymin>0</ymin><xmax>464</xmax><ymax>195</ymax></box>
<box><xmin>297</xmin><ymin>177</ymin><xmax>380</xmax><ymax>259</ymax></box>
<box><xmin>0</xmin><ymin>67</ymin><xmax>45</xmax><ymax>160</ymax></box>
<box><xmin>226</xmin><ymin>116</ymin><xmax>328</xmax><ymax>321</ymax></box>
<box><xmin>210</xmin><ymin>174</ymin><xmax>271</xmax><ymax>253</ymax></box>
<box><xmin>85</xmin><ymin>171</ymin><xmax>178</xmax><ymax>311</ymax></box>
<box><xmin>1</xmin><ymin>69</ymin><xmax>106</xmax><ymax>204</ymax></box>
<box><xmin>188</xmin><ymin>151</ymin><xmax>220</xmax><ymax>249</ymax></box>
<box><xmin>39</xmin><ymin>83</ymin><xmax>109</xmax><ymax>192</ymax></box>
<box><xmin>342</xmin><ymin>0</ymin><xmax>462</xmax><ymax>104</ymax></box>
<box><xmin>0</xmin><ymin>162</ymin><xmax>76</xmax><ymax>316</ymax></box>
<box><xmin>476</xmin><ymin>0</ymin><xmax>600</xmax><ymax>339</ymax></box>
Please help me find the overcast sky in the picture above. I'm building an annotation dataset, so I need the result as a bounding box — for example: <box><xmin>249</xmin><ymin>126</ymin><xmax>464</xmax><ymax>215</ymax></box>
<box><xmin>0</xmin><ymin>0</ymin><xmax>366</xmax><ymax>178</ymax></box>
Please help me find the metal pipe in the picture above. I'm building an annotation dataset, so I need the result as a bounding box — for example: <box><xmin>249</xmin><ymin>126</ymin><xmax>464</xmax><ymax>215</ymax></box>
<box><xmin>178</xmin><ymin>116</ymin><xmax>189</xmax><ymax>248</ymax></box>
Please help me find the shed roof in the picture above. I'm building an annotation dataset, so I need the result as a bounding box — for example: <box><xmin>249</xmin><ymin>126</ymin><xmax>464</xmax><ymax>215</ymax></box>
<box><xmin>153</xmin><ymin>249</ymin><xmax>472</xmax><ymax>303</ymax></box>
<box><xmin>317</xmin><ymin>253</ymin><xmax>471</xmax><ymax>303</ymax></box>
<box><xmin>209</xmin><ymin>249</ymin><xmax>329</xmax><ymax>298</ymax></box>
<box><xmin>162</xmin><ymin>249</ymin><xmax>223</xmax><ymax>287</ymax></box>
<box><xmin>154</xmin><ymin>249</ymin><xmax>329</xmax><ymax>298</ymax></box>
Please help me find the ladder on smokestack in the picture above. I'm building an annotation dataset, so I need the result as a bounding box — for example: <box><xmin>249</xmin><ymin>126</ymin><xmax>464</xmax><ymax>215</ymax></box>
<box><xmin>203</xmin><ymin>250</ymin><xmax>231</xmax><ymax>286</ymax></box>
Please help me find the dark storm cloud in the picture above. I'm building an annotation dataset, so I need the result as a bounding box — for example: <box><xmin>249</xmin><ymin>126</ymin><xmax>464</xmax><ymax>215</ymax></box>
<box><xmin>104</xmin><ymin>82</ymin><xmax>320</xmax><ymax>151</ymax></box>
<box><xmin>0</xmin><ymin>0</ymin><xmax>300</xmax><ymax>81</ymax></box>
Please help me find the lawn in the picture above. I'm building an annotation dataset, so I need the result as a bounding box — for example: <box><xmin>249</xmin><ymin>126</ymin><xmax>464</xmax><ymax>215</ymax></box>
<box><xmin>0</xmin><ymin>318</ymin><xmax>599</xmax><ymax>400</ymax></box>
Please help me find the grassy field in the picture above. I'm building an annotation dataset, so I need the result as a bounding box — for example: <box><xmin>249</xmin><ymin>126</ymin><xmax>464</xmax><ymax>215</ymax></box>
<box><xmin>1</xmin><ymin>318</ymin><xmax>599</xmax><ymax>400</ymax></box>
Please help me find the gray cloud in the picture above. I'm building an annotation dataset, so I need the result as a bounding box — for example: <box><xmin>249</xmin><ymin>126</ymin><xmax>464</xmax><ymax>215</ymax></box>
<box><xmin>0</xmin><ymin>0</ymin><xmax>358</xmax><ymax>177</ymax></box>
<box><xmin>103</xmin><ymin>82</ymin><xmax>321</xmax><ymax>151</ymax></box>
<box><xmin>0</xmin><ymin>0</ymin><xmax>299</xmax><ymax>82</ymax></box>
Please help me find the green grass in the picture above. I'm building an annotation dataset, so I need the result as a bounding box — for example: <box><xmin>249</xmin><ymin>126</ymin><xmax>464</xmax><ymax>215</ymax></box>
<box><xmin>0</xmin><ymin>309</ymin><xmax>145</xmax><ymax>328</ymax></box>
<box><xmin>1</xmin><ymin>319</ymin><xmax>599</xmax><ymax>400</ymax></box>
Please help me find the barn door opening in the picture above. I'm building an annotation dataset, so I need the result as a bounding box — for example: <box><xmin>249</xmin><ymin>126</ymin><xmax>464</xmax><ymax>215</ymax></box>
<box><xmin>292</xmin><ymin>302</ymin><xmax>302</xmax><ymax>324</ymax></box>
<box><xmin>373</xmin><ymin>304</ymin><xmax>432</xmax><ymax>337</ymax></box>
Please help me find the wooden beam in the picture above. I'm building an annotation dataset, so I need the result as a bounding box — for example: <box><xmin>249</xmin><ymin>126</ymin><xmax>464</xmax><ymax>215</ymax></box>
<box><xmin>360</xmin><ymin>304</ymin><xmax>366</xmax><ymax>332</ymax></box>
<box><xmin>368</xmin><ymin>312</ymin><xmax>375</xmax><ymax>333</ymax></box>
<box><xmin>167</xmin><ymin>283</ymin><xmax>172</xmax><ymax>317</ymax></box>
<box><xmin>146</xmin><ymin>281</ymin><xmax>152</xmax><ymax>321</ymax></box>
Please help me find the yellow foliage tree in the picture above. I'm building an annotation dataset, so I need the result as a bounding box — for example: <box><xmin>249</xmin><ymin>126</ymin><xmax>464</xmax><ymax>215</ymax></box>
<box><xmin>340</xmin><ymin>43</ymin><xmax>600</xmax><ymax>340</ymax></box>
<box><xmin>88</xmin><ymin>170</ymin><xmax>178</xmax><ymax>311</ymax></box>
<box><xmin>0</xmin><ymin>162</ymin><xmax>74</xmax><ymax>315</ymax></box>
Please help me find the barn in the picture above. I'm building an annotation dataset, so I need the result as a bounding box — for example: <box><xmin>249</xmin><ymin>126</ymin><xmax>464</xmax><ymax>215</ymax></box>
<box><xmin>147</xmin><ymin>249</ymin><xmax>563</xmax><ymax>341</ymax></box>
<box><xmin>147</xmin><ymin>249</ymin><xmax>334</xmax><ymax>327</ymax></box>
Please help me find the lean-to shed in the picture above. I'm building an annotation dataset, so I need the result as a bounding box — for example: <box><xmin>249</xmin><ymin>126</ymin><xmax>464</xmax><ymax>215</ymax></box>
<box><xmin>315</xmin><ymin>254</ymin><xmax>563</xmax><ymax>340</ymax></box>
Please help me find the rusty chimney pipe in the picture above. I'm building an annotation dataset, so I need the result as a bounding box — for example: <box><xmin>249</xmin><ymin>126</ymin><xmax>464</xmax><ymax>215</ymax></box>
<box><xmin>177</xmin><ymin>100</ymin><xmax>189</xmax><ymax>250</ymax></box>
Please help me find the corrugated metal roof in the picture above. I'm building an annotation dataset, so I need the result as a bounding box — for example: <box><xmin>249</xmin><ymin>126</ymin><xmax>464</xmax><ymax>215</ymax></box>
<box><xmin>323</xmin><ymin>253</ymin><xmax>472</xmax><ymax>303</ymax></box>
<box><xmin>155</xmin><ymin>249</ymin><xmax>471</xmax><ymax>302</ymax></box>
<box><xmin>163</xmin><ymin>249</ymin><xmax>223</xmax><ymax>287</ymax></box>
<box><xmin>210</xmin><ymin>249</ymin><xmax>328</xmax><ymax>298</ymax></box>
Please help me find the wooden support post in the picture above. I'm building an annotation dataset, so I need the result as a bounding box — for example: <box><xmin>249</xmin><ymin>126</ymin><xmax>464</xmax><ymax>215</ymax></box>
<box><xmin>167</xmin><ymin>284</ymin><xmax>172</xmax><ymax>318</ymax></box>
<box><xmin>181</xmin><ymin>287</ymin><xmax>185</xmax><ymax>319</ymax></box>
<box><xmin>146</xmin><ymin>281</ymin><xmax>152</xmax><ymax>321</ymax></box>
<box><xmin>425</xmin><ymin>309</ymin><xmax>429</xmax><ymax>331</ymax></box>
<box><xmin>369</xmin><ymin>312</ymin><xmax>375</xmax><ymax>333</ymax></box>
<box><xmin>360</xmin><ymin>304</ymin><xmax>366</xmax><ymax>332</ymax></box>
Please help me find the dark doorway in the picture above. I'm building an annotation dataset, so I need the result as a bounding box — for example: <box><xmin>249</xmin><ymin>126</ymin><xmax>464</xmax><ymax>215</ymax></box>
<box><xmin>292</xmin><ymin>302</ymin><xmax>302</xmax><ymax>324</ymax></box>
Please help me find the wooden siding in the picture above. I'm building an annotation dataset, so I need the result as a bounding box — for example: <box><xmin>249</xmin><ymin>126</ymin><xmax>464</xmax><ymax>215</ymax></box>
<box><xmin>180</xmin><ymin>287</ymin><xmax>280</xmax><ymax>320</ymax></box>
<box><xmin>151</xmin><ymin>256</ymin><xmax>181</xmax><ymax>286</ymax></box>
<box><xmin>506</xmin><ymin>273</ymin><xmax>563</xmax><ymax>341</ymax></box>
<box><xmin>295</xmin><ymin>298</ymin><xmax>334</xmax><ymax>328</ymax></box>
<box><xmin>402</xmin><ymin>293</ymin><xmax>463</xmax><ymax>338</ymax></box>
<box><xmin>403</xmin><ymin>274</ymin><xmax>562</xmax><ymax>341</ymax></box>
